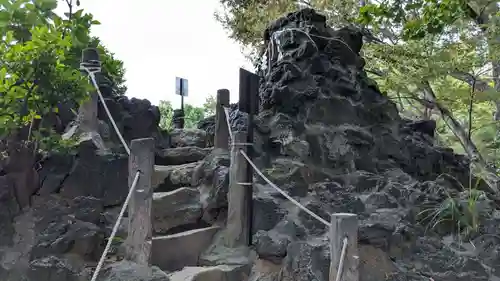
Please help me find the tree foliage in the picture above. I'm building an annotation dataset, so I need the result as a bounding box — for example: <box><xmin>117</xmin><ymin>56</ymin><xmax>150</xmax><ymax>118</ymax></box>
<box><xmin>158</xmin><ymin>95</ymin><xmax>216</xmax><ymax>131</ymax></box>
<box><xmin>0</xmin><ymin>0</ymin><xmax>126</xmax><ymax>151</ymax></box>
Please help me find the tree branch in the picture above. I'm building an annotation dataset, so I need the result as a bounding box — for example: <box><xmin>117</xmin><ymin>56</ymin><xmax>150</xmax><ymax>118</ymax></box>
<box><xmin>420</xmin><ymin>80</ymin><xmax>499</xmax><ymax>192</ymax></box>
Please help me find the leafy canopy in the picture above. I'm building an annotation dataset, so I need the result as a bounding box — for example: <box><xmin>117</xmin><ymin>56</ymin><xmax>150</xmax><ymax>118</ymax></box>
<box><xmin>0</xmin><ymin>0</ymin><xmax>126</xmax><ymax>152</ymax></box>
<box><xmin>158</xmin><ymin>95</ymin><xmax>217</xmax><ymax>131</ymax></box>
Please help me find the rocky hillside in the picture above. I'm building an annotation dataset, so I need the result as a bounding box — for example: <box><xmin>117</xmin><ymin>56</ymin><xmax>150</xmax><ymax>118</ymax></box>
<box><xmin>1</xmin><ymin>7</ymin><xmax>499</xmax><ymax>281</ymax></box>
<box><xmin>199</xmin><ymin>8</ymin><xmax>500</xmax><ymax>281</ymax></box>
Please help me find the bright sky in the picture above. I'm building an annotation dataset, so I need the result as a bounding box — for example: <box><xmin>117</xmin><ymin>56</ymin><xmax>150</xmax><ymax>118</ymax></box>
<box><xmin>56</xmin><ymin>0</ymin><xmax>254</xmax><ymax>108</ymax></box>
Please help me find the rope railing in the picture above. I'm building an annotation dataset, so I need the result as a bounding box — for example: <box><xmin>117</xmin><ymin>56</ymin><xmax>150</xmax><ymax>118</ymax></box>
<box><xmin>80</xmin><ymin>64</ymin><xmax>137</xmax><ymax>281</ymax></box>
<box><xmin>239</xmin><ymin>149</ymin><xmax>330</xmax><ymax>226</ymax></box>
<box><xmin>82</xmin><ymin>69</ymin><xmax>131</xmax><ymax>155</ymax></box>
<box><xmin>222</xmin><ymin>106</ymin><xmax>329</xmax><ymax>226</ymax></box>
<box><xmin>221</xmin><ymin>105</ymin><xmax>354</xmax><ymax>281</ymax></box>
<box><xmin>90</xmin><ymin>171</ymin><xmax>140</xmax><ymax>281</ymax></box>
<box><xmin>336</xmin><ymin>237</ymin><xmax>349</xmax><ymax>281</ymax></box>
<box><xmin>223</xmin><ymin>106</ymin><xmax>233</xmax><ymax>140</ymax></box>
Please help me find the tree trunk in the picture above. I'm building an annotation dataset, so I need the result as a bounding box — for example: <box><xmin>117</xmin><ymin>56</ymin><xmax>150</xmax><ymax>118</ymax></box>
<box><xmin>420</xmin><ymin>81</ymin><xmax>499</xmax><ymax>192</ymax></box>
<box><xmin>464</xmin><ymin>3</ymin><xmax>500</xmax><ymax>121</ymax></box>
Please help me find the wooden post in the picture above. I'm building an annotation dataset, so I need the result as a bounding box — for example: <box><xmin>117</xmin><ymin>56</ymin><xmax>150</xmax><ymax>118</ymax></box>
<box><xmin>225</xmin><ymin>131</ymin><xmax>251</xmax><ymax>247</ymax></box>
<box><xmin>329</xmin><ymin>213</ymin><xmax>359</xmax><ymax>281</ymax></box>
<box><xmin>62</xmin><ymin>48</ymin><xmax>102</xmax><ymax>148</ymax></box>
<box><xmin>125</xmin><ymin>138</ymin><xmax>154</xmax><ymax>264</ymax></box>
<box><xmin>238</xmin><ymin>68</ymin><xmax>259</xmax><ymax>245</ymax></box>
<box><xmin>214</xmin><ymin>89</ymin><xmax>230</xmax><ymax>150</ymax></box>
<box><xmin>79</xmin><ymin>48</ymin><xmax>100</xmax><ymax>133</ymax></box>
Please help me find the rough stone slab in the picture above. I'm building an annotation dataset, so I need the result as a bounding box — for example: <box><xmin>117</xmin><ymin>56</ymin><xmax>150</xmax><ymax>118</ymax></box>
<box><xmin>152</xmin><ymin>162</ymin><xmax>201</xmax><ymax>190</ymax></box>
<box><xmin>199</xmin><ymin>246</ymin><xmax>253</xmax><ymax>267</ymax></box>
<box><xmin>170</xmin><ymin>129</ymin><xmax>208</xmax><ymax>148</ymax></box>
<box><xmin>152</xmin><ymin>187</ymin><xmax>203</xmax><ymax>234</ymax></box>
<box><xmin>27</xmin><ymin>255</ymin><xmax>84</xmax><ymax>281</ymax></box>
<box><xmin>168</xmin><ymin>265</ymin><xmax>249</xmax><ymax>281</ymax></box>
<box><xmin>247</xmin><ymin>259</ymin><xmax>282</xmax><ymax>281</ymax></box>
<box><xmin>151</xmin><ymin>226</ymin><xmax>220</xmax><ymax>272</ymax></box>
<box><xmin>97</xmin><ymin>260</ymin><xmax>170</xmax><ymax>281</ymax></box>
<box><xmin>199</xmin><ymin>231</ymin><xmax>256</xmax><ymax>267</ymax></box>
<box><xmin>157</xmin><ymin>147</ymin><xmax>212</xmax><ymax>165</ymax></box>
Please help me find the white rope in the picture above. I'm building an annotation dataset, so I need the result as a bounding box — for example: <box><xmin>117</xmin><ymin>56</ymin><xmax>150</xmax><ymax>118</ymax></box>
<box><xmin>81</xmin><ymin>65</ymin><xmax>138</xmax><ymax>280</ymax></box>
<box><xmin>232</xmin><ymin>142</ymin><xmax>253</xmax><ymax>146</ymax></box>
<box><xmin>82</xmin><ymin>67</ymin><xmax>131</xmax><ymax>155</ymax></box>
<box><xmin>223</xmin><ymin>106</ymin><xmax>233</xmax><ymax>140</ymax></box>
<box><xmin>90</xmin><ymin>171</ymin><xmax>141</xmax><ymax>281</ymax></box>
<box><xmin>335</xmin><ymin>237</ymin><xmax>349</xmax><ymax>281</ymax></box>
<box><xmin>239</xmin><ymin>149</ymin><xmax>331</xmax><ymax>226</ymax></box>
<box><xmin>220</xmin><ymin>104</ymin><xmax>329</xmax><ymax>226</ymax></box>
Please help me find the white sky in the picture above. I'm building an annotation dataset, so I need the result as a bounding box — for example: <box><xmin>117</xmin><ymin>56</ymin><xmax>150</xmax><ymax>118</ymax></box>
<box><xmin>56</xmin><ymin>0</ymin><xmax>254</xmax><ymax>108</ymax></box>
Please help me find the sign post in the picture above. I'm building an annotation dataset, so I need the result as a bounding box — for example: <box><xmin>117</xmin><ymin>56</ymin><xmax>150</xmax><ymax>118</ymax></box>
<box><xmin>175</xmin><ymin>77</ymin><xmax>188</xmax><ymax>129</ymax></box>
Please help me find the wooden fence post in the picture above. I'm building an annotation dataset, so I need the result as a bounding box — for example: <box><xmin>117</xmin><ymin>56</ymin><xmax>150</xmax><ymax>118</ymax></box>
<box><xmin>237</xmin><ymin>68</ymin><xmax>259</xmax><ymax>245</ymax></box>
<box><xmin>78</xmin><ymin>48</ymin><xmax>100</xmax><ymax>134</ymax></box>
<box><xmin>62</xmin><ymin>48</ymin><xmax>107</xmax><ymax>152</ymax></box>
<box><xmin>214</xmin><ymin>89</ymin><xmax>230</xmax><ymax>150</ymax></box>
<box><xmin>125</xmin><ymin>137</ymin><xmax>154</xmax><ymax>264</ymax></box>
<box><xmin>226</xmin><ymin>131</ymin><xmax>251</xmax><ymax>247</ymax></box>
<box><xmin>329</xmin><ymin>213</ymin><xmax>359</xmax><ymax>281</ymax></box>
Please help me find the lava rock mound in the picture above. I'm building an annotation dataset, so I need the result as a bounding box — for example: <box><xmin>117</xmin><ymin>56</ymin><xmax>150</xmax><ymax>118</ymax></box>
<box><xmin>244</xmin><ymin>8</ymin><xmax>493</xmax><ymax>281</ymax></box>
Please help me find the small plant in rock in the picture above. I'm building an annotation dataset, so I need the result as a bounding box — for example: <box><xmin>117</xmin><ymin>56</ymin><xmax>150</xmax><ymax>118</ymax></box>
<box><xmin>418</xmin><ymin>174</ymin><xmax>488</xmax><ymax>237</ymax></box>
<box><xmin>109</xmin><ymin>236</ymin><xmax>125</xmax><ymax>244</ymax></box>
<box><xmin>33</xmin><ymin>128</ymin><xmax>79</xmax><ymax>155</ymax></box>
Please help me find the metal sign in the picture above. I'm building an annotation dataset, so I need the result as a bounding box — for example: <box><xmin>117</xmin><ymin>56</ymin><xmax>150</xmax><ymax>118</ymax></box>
<box><xmin>175</xmin><ymin>77</ymin><xmax>188</xmax><ymax>97</ymax></box>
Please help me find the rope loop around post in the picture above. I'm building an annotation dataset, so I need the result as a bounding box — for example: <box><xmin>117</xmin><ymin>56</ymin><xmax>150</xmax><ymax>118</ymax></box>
<box><xmin>236</xmin><ymin>182</ymin><xmax>253</xmax><ymax>185</ymax></box>
<box><xmin>231</xmin><ymin>142</ymin><xmax>253</xmax><ymax>147</ymax></box>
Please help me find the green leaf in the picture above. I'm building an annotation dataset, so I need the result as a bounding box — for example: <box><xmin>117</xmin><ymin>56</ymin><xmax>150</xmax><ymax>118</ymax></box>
<box><xmin>73</xmin><ymin>9</ymin><xmax>84</xmax><ymax>18</ymax></box>
<box><xmin>24</xmin><ymin>3</ymin><xmax>35</xmax><ymax>10</ymax></box>
<box><xmin>0</xmin><ymin>11</ymin><xmax>11</xmax><ymax>28</ymax></box>
<box><xmin>91</xmin><ymin>20</ymin><xmax>101</xmax><ymax>25</ymax></box>
<box><xmin>0</xmin><ymin>67</ymin><xmax>7</xmax><ymax>79</ymax></box>
<box><xmin>0</xmin><ymin>0</ymin><xmax>11</xmax><ymax>8</ymax></box>
<box><xmin>25</xmin><ymin>11</ymin><xmax>39</xmax><ymax>25</ymax></box>
<box><xmin>37</xmin><ymin>0</ymin><xmax>58</xmax><ymax>10</ymax></box>
<box><xmin>73</xmin><ymin>27</ymin><xmax>89</xmax><ymax>46</ymax></box>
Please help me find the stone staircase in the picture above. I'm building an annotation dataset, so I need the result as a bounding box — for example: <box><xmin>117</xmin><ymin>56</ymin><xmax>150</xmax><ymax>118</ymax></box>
<box><xmin>148</xmin><ymin>134</ymin><xmax>252</xmax><ymax>281</ymax></box>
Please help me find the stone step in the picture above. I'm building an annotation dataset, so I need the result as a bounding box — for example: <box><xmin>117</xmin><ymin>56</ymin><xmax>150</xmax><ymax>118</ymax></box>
<box><xmin>156</xmin><ymin>146</ymin><xmax>212</xmax><ymax>166</ymax></box>
<box><xmin>152</xmin><ymin>187</ymin><xmax>206</xmax><ymax>235</ymax></box>
<box><xmin>152</xmin><ymin>162</ymin><xmax>201</xmax><ymax>191</ymax></box>
<box><xmin>168</xmin><ymin>265</ymin><xmax>249</xmax><ymax>281</ymax></box>
<box><xmin>169</xmin><ymin>128</ymin><xmax>209</xmax><ymax>148</ymax></box>
<box><xmin>151</xmin><ymin>226</ymin><xmax>220</xmax><ymax>272</ymax></box>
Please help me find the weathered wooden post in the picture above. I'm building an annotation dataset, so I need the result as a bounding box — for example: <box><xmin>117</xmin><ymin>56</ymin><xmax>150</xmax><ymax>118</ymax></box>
<box><xmin>78</xmin><ymin>48</ymin><xmax>100</xmax><ymax>133</ymax></box>
<box><xmin>226</xmin><ymin>131</ymin><xmax>251</xmax><ymax>247</ymax></box>
<box><xmin>214</xmin><ymin>89</ymin><xmax>230</xmax><ymax>150</ymax></box>
<box><xmin>237</xmin><ymin>68</ymin><xmax>259</xmax><ymax>245</ymax></box>
<box><xmin>63</xmin><ymin>48</ymin><xmax>107</xmax><ymax>152</ymax></box>
<box><xmin>125</xmin><ymin>137</ymin><xmax>155</xmax><ymax>264</ymax></box>
<box><xmin>329</xmin><ymin>213</ymin><xmax>359</xmax><ymax>281</ymax></box>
